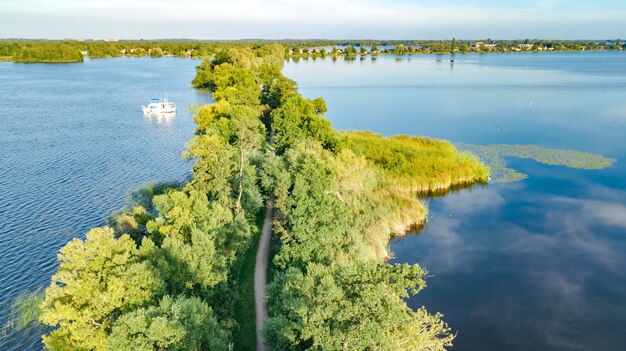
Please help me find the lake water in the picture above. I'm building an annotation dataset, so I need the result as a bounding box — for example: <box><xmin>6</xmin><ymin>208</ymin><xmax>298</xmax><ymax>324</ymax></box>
<box><xmin>0</xmin><ymin>57</ymin><xmax>209</xmax><ymax>349</ymax></box>
<box><xmin>1</xmin><ymin>53</ymin><xmax>625</xmax><ymax>351</ymax></box>
<box><xmin>283</xmin><ymin>52</ymin><xmax>626</xmax><ymax>351</ymax></box>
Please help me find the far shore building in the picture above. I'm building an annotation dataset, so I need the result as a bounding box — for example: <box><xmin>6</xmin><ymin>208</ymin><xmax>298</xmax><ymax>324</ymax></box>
<box><xmin>517</xmin><ymin>43</ymin><xmax>534</xmax><ymax>51</ymax></box>
<box><xmin>471</xmin><ymin>42</ymin><xmax>498</xmax><ymax>51</ymax></box>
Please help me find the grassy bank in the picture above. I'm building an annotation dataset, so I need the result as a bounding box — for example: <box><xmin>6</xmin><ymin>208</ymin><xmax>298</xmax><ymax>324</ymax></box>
<box><xmin>344</xmin><ymin>131</ymin><xmax>489</xmax><ymax>192</ymax></box>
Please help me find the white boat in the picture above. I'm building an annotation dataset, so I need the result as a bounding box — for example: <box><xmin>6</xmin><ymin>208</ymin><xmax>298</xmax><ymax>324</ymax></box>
<box><xmin>141</xmin><ymin>97</ymin><xmax>176</xmax><ymax>116</ymax></box>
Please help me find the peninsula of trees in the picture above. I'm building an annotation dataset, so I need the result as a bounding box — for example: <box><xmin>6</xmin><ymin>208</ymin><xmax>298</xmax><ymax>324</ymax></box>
<box><xmin>0</xmin><ymin>38</ymin><xmax>623</xmax><ymax>63</ymax></box>
<box><xmin>26</xmin><ymin>44</ymin><xmax>488</xmax><ymax>350</ymax></box>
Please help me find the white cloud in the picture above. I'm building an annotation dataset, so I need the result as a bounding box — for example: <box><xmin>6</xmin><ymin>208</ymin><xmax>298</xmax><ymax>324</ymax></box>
<box><xmin>555</xmin><ymin>197</ymin><xmax>626</xmax><ymax>228</ymax></box>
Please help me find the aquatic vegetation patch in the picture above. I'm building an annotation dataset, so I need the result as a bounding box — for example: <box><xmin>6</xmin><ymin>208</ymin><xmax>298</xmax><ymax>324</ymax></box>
<box><xmin>1</xmin><ymin>289</ymin><xmax>44</xmax><ymax>336</ymax></box>
<box><xmin>456</xmin><ymin>143</ymin><xmax>616</xmax><ymax>183</ymax></box>
<box><xmin>344</xmin><ymin>132</ymin><xmax>489</xmax><ymax>192</ymax></box>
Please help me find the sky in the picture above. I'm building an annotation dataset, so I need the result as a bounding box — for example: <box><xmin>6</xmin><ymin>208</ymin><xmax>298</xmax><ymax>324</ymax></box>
<box><xmin>0</xmin><ymin>0</ymin><xmax>625</xmax><ymax>40</ymax></box>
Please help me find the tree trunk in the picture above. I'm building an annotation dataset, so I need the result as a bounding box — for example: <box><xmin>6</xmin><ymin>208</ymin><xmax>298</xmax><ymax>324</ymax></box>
<box><xmin>236</xmin><ymin>145</ymin><xmax>244</xmax><ymax>214</ymax></box>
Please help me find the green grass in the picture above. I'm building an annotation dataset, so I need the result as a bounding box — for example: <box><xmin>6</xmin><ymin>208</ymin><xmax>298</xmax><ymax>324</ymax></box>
<box><xmin>456</xmin><ymin>143</ymin><xmax>617</xmax><ymax>183</ymax></box>
<box><xmin>343</xmin><ymin>131</ymin><xmax>489</xmax><ymax>192</ymax></box>
<box><xmin>232</xmin><ymin>210</ymin><xmax>265</xmax><ymax>350</ymax></box>
<box><xmin>2</xmin><ymin>289</ymin><xmax>44</xmax><ymax>337</ymax></box>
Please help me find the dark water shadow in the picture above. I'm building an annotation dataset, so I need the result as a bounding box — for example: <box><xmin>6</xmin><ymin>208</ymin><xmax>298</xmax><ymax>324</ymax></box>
<box><xmin>416</xmin><ymin>181</ymin><xmax>489</xmax><ymax>199</ymax></box>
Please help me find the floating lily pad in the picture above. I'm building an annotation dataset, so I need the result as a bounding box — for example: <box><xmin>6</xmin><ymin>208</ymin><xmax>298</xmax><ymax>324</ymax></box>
<box><xmin>455</xmin><ymin>143</ymin><xmax>616</xmax><ymax>183</ymax></box>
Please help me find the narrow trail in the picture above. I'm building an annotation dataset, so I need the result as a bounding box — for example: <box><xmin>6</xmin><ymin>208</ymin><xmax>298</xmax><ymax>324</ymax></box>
<box><xmin>254</xmin><ymin>197</ymin><xmax>273</xmax><ymax>351</ymax></box>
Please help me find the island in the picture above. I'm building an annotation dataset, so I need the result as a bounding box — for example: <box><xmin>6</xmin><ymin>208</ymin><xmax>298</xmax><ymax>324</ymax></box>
<box><xmin>0</xmin><ymin>44</ymin><xmax>488</xmax><ymax>350</ymax></box>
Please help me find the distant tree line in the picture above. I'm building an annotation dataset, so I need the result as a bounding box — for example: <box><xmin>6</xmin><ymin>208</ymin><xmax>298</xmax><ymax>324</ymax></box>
<box><xmin>283</xmin><ymin>38</ymin><xmax>625</xmax><ymax>57</ymax></box>
<box><xmin>1</xmin><ymin>38</ymin><xmax>623</xmax><ymax>63</ymax></box>
<box><xmin>0</xmin><ymin>40</ymin><xmax>276</xmax><ymax>62</ymax></box>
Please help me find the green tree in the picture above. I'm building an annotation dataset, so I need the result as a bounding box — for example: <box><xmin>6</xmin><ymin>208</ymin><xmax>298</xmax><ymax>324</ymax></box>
<box><xmin>271</xmin><ymin>95</ymin><xmax>339</xmax><ymax>154</ymax></box>
<box><xmin>39</xmin><ymin>228</ymin><xmax>165</xmax><ymax>350</ymax></box>
<box><xmin>107</xmin><ymin>295</ymin><xmax>229</xmax><ymax>351</ymax></box>
<box><xmin>344</xmin><ymin>45</ymin><xmax>357</xmax><ymax>55</ymax></box>
<box><xmin>272</xmin><ymin>143</ymin><xmax>360</xmax><ymax>269</ymax></box>
<box><xmin>450</xmin><ymin>37</ymin><xmax>457</xmax><ymax>53</ymax></box>
<box><xmin>184</xmin><ymin>134</ymin><xmax>237</xmax><ymax>204</ymax></box>
<box><xmin>265</xmin><ymin>262</ymin><xmax>454</xmax><ymax>350</ymax></box>
<box><xmin>144</xmin><ymin>188</ymin><xmax>255</xmax><ymax>299</ymax></box>
<box><xmin>211</xmin><ymin>63</ymin><xmax>261</xmax><ymax>106</ymax></box>
<box><xmin>228</xmin><ymin>105</ymin><xmax>266</xmax><ymax>215</ymax></box>
<box><xmin>393</xmin><ymin>44</ymin><xmax>407</xmax><ymax>55</ymax></box>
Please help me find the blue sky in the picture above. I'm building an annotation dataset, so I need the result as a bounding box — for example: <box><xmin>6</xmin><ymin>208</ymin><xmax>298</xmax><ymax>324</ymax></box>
<box><xmin>1</xmin><ymin>0</ymin><xmax>625</xmax><ymax>39</ymax></box>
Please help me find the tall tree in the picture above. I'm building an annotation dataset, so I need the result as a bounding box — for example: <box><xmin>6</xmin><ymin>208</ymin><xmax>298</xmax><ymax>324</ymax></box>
<box><xmin>39</xmin><ymin>228</ymin><xmax>165</xmax><ymax>350</ymax></box>
<box><xmin>107</xmin><ymin>295</ymin><xmax>229</xmax><ymax>351</ymax></box>
<box><xmin>265</xmin><ymin>262</ymin><xmax>454</xmax><ymax>351</ymax></box>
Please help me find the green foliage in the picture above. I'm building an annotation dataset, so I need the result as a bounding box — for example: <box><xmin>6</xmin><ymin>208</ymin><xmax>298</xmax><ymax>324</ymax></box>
<box><xmin>344</xmin><ymin>132</ymin><xmax>489</xmax><ymax>192</ymax></box>
<box><xmin>265</xmin><ymin>141</ymin><xmax>452</xmax><ymax>349</ymax></box>
<box><xmin>456</xmin><ymin>143</ymin><xmax>616</xmax><ymax>183</ymax></box>
<box><xmin>272</xmin><ymin>95</ymin><xmax>340</xmax><ymax>153</ymax></box>
<box><xmin>85</xmin><ymin>43</ymin><xmax>122</xmax><ymax>58</ymax></box>
<box><xmin>40</xmin><ymin>228</ymin><xmax>165</xmax><ymax>350</ymax></box>
<box><xmin>191</xmin><ymin>58</ymin><xmax>216</xmax><ymax>89</ymax></box>
<box><xmin>0</xmin><ymin>42</ymin><xmax>21</xmax><ymax>57</ymax></box>
<box><xmin>266</xmin><ymin>262</ymin><xmax>453</xmax><ymax>351</ymax></box>
<box><xmin>212</xmin><ymin>64</ymin><xmax>261</xmax><ymax>106</ymax></box>
<box><xmin>145</xmin><ymin>189</ymin><xmax>253</xmax><ymax>297</ymax></box>
<box><xmin>192</xmin><ymin>44</ymin><xmax>285</xmax><ymax>90</ymax></box>
<box><xmin>35</xmin><ymin>43</ymin><xmax>490</xmax><ymax>351</ymax></box>
<box><xmin>148</xmin><ymin>189</ymin><xmax>231</xmax><ymax>243</ymax></box>
<box><xmin>149</xmin><ymin>48</ymin><xmax>163</xmax><ymax>57</ymax></box>
<box><xmin>184</xmin><ymin>134</ymin><xmax>237</xmax><ymax>201</ymax></box>
<box><xmin>0</xmin><ymin>39</ymin><xmax>619</xmax><ymax>65</ymax></box>
<box><xmin>13</xmin><ymin>43</ymin><xmax>83</xmax><ymax>63</ymax></box>
<box><xmin>614</xmin><ymin>39</ymin><xmax>622</xmax><ymax>50</ymax></box>
<box><xmin>111</xmin><ymin>205</ymin><xmax>153</xmax><ymax>243</ymax></box>
<box><xmin>344</xmin><ymin>45</ymin><xmax>358</xmax><ymax>55</ymax></box>
<box><xmin>393</xmin><ymin>44</ymin><xmax>408</xmax><ymax>55</ymax></box>
<box><xmin>272</xmin><ymin>143</ymin><xmax>364</xmax><ymax>269</ymax></box>
<box><xmin>107</xmin><ymin>295</ymin><xmax>229</xmax><ymax>351</ymax></box>
<box><xmin>260</xmin><ymin>67</ymin><xmax>298</xmax><ymax>110</ymax></box>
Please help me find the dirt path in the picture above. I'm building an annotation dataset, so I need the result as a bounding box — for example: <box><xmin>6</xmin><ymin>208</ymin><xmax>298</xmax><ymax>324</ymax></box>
<box><xmin>254</xmin><ymin>199</ymin><xmax>273</xmax><ymax>351</ymax></box>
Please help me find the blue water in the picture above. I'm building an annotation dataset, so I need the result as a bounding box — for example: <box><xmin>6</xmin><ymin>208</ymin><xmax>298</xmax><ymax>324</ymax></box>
<box><xmin>283</xmin><ymin>52</ymin><xmax>626</xmax><ymax>351</ymax></box>
<box><xmin>0</xmin><ymin>57</ymin><xmax>209</xmax><ymax>349</ymax></box>
<box><xmin>2</xmin><ymin>53</ymin><xmax>625</xmax><ymax>351</ymax></box>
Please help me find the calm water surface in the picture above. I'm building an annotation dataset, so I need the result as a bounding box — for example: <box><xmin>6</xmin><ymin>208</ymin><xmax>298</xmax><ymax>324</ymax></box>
<box><xmin>283</xmin><ymin>52</ymin><xmax>626</xmax><ymax>351</ymax></box>
<box><xmin>2</xmin><ymin>53</ymin><xmax>625</xmax><ymax>350</ymax></box>
<box><xmin>0</xmin><ymin>57</ymin><xmax>209</xmax><ymax>349</ymax></box>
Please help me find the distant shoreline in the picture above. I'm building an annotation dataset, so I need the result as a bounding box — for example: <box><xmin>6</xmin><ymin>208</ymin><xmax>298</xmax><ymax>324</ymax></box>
<box><xmin>1</xmin><ymin>39</ymin><xmax>622</xmax><ymax>63</ymax></box>
<box><xmin>2</xmin><ymin>49</ymin><xmax>623</xmax><ymax>65</ymax></box>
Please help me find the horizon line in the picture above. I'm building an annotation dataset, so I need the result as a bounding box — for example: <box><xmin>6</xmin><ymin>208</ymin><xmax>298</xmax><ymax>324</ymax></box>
<box><xmin>0</xmin><ymin>37</ymin><xmax>623</xmax><ymax>42</ymax></box>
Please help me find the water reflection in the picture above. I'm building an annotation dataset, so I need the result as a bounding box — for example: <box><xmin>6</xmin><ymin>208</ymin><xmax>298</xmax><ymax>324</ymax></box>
<box><xmin>283</xmin><ymin>52</ymin><xmax>626</xmax><ymax>350</ymax></box>
<box><xmin>144</xmin><ymin>112</ymin><xmax>176</xmax><ymax>125</ymax></box>
<box><xmin>391</xmin><ymin>181</ymin><xmax>626</xmax><ymax>351</ymax></box>
<box><xmin>0</xmin><ymin>57</ymin><xmax>209</xmax><ymax>350</ymax></box>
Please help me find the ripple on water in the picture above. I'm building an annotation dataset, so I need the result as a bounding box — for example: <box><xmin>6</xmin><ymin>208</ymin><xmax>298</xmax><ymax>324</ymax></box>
<box><xmin>0</xmin><ymin>57</ymin><xmax>210</xmax><ymax>350</ymax></box>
